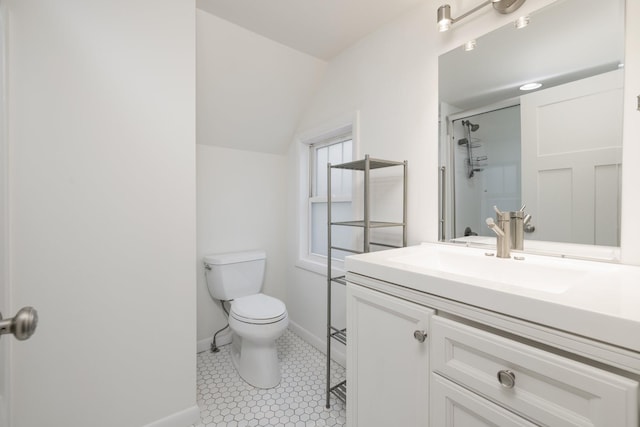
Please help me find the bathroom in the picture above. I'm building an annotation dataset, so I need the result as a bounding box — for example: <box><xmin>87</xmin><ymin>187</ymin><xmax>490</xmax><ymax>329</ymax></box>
<box><xmin>1</xmin><ymin>0</ymin><xmax>639</xmax><ymax>426</ymax></box>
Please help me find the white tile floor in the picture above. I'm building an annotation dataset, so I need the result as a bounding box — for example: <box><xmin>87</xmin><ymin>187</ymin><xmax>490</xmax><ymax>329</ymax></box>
<box><xmin>194</xmin><ymin>329</ymin><xmax>347</xmax><ymax>427</ymax></box>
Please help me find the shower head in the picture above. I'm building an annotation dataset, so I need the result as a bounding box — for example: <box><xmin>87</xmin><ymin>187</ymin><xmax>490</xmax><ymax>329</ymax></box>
<box><xmin>462</xmin><ymin>120</ymin><xmax>480</xmax><ymax>132</ymax></box>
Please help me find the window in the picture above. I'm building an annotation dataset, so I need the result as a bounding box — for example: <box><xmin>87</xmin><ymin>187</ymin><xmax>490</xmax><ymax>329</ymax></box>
<box><xmin>296</xmin><ymin>113</ymin><xmax>358</xmax><ymax>275</ymax></box>
<box><xmin>309</xmin><ymin>136</ymin><xmax>352</xmax><ymax>258</ymax></box>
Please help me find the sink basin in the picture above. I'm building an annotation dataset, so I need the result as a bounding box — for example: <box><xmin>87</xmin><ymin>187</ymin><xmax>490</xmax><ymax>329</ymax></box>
<box><xmin>389</xmin><ymin>244</ymin><xmax>590</xmax><ymax>294</ymax></box>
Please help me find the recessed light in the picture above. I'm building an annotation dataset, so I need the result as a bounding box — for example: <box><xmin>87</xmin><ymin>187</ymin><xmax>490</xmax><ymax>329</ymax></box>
<box><xmin>520</xmin><ymin>83</ymin><xmax>542</xmax><ymax>91</ymax></box>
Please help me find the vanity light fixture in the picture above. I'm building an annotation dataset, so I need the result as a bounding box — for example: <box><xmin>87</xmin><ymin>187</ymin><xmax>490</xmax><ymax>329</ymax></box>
<box><xmin>437</xmin><ymin>0</ymin><xmax>526</xmax><ymax>32</ymax></box>
<box><xmin>519</xmin><ymin>82</ymin><xmax>542</xmax><ymax>91</ymax></box>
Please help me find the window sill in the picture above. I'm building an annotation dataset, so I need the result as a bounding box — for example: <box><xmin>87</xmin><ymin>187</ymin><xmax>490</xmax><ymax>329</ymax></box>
<box><xmin>295</xmin><ymin>257</ymin><xmax>345</xmax><ymax>277</ymax></box>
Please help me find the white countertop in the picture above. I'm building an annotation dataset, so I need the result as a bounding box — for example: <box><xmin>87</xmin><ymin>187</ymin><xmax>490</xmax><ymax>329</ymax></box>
<box><xmin>345</xmin><ymin>243</ymin><xmax>640</xmax><ymax>353</ymax></box>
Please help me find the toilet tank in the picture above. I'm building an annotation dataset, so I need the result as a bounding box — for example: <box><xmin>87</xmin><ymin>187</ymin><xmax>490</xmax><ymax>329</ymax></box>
<box><xmin>203</xmin><ymin>250</ymin><xmax>266</xmax><ymax>301</ymax></box>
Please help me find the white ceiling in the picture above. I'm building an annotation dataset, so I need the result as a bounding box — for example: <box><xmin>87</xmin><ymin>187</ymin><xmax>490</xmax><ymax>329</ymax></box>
<box><xmin>196</xmin><ymin>0</ymin><xmax>428</xmax><ymax>60</ymax></box>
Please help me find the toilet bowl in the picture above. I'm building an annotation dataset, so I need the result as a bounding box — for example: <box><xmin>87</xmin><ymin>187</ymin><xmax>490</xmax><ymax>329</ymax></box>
<box><xmin>203</xmin><ymin>251</ymin><xmax>288</xmax><ymax>389</ymax></box>
<box><xmin>228</xmin><ymin>293</ymin><xmax>289</xmax><ymax>388</ymax></box>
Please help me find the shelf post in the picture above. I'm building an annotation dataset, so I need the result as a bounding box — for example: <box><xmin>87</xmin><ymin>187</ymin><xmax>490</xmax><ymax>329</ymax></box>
<box><xmin>326</xmin><ymin>161</ymin><xmax>332</xmax><ymax>409</ymax></box>
<box><xmin>364</xmin><ymin>155</ymin><xmax>370</xmax><ymax>252</ymax></box>
<box><xmin>403</xmin><ymin>160</ymin><xmax>408</xmax><ymax>247</ymax></box>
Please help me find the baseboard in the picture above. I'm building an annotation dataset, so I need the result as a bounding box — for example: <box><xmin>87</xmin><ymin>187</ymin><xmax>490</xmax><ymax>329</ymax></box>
<box><xmin>143</xmin><ymin>404</ymin><xmax>200</xmax><ymax>427</ymax></box>
<box><xmin>197</xmin><ymin>329</ymin><xmax>232</xmax><ymax>353</ymax></box>
<box><xmin>288</xmin><ymin>320</ymin><xmax>346</xmax><ymax>368</ymax></box>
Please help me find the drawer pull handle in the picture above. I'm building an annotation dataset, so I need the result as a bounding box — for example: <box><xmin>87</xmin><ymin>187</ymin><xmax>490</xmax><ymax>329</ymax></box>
<box><xmin>497</xmin><ymin>370</ymin><xmax>516</xmax><ymax>389</ymax></box>
<box><xmin>413</xmin><ymin>330</ymin><xmax>427</xmax><ymax>343</ymax></box>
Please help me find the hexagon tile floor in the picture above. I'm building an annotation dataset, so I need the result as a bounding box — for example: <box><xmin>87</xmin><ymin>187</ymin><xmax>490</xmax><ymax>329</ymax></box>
<box><xmin>194</xmin><ymin>329</ymin><xmax>346</xmax><ymax>427</ymax></box>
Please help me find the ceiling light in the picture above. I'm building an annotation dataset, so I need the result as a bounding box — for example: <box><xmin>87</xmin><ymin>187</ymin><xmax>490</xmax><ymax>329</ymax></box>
<box><xmin>437</xmin><ymin>0</ymin><xmax>526</xmax><ymax>32</ymax></box>
<box><xmin>515</xmin><ymin>15</ymin><xmax>530</xmax><ymax>29</ymax></box>
<box><xmin>520</xmin><ymin>83</ymin><xmax>542</xmax><ymax>91</ymax></box>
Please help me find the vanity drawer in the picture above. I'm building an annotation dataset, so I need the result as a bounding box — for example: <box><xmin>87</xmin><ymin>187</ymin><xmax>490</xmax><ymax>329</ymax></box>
<box><xmin>431</xmin><ymin>372</ymin><xmax>538</xmax><ymax>427</ymax></box>
<box><xmin>431</xmin><ymin>316</ymin><xmax>639</xmax><ymax>427</ymax></box>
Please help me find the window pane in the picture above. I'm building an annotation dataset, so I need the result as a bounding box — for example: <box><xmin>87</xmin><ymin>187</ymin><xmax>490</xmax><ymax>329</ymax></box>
<box><xmin>338</xmin><ymin>140</ymin><xmax>352</xmax><ymax>197</ymax></box>
<box><xmin>311</xmin><ymin>201</ymin><xmax>353</xmax><ymax>259</ymax></box>
<box><xmin>328</xmin><ymin>143</ymin><xmax>344</xmax><ymax>195</ymax></box>
<box><xmin>315</xmin><ymin>146</ymin><xmax>328</xmax><ymax>197</ymax></box>
<box><xmin>313</xmin><ymin>139</ymin><xmax>353</xmax><ymax>198</ymax></box>
<box><xmin>342</xmin><ymin>139</ymin><xmax>352</xmax><ymax>161</ymax></box>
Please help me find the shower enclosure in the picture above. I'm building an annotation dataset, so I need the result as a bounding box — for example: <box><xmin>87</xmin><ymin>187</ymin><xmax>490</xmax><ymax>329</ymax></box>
<box><xmin>451</xmin><ymin>106</ymin><xmax>521</xmax><ymax>239</ymax></box>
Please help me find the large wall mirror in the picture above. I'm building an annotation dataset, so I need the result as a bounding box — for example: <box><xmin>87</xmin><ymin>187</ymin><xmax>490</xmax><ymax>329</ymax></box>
<box><xmin>438</xmin><ymin>0</ymin><xmax>625</xmax><ymax>260</ymax></box>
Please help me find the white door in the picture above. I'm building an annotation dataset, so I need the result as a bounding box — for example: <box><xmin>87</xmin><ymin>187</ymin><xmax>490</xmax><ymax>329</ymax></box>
<box><xmin>346</xmin><ymin>283</ymin><xmax>434</xmax><ymax>427</ymax></box>
<box><xmin>521</xmin><ymin>70</ymin><xmax>623</xmax><ymax>245</ymax></box>
<box><xmin>0</xmin><ymin>2</ymin><xmax>9</xmax><ymax>423</ymax></box>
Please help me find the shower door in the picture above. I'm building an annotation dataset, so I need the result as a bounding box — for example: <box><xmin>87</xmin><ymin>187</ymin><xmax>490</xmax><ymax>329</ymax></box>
<box><xmin>521</xmin><ymin>70</ymin><xmax>623</xmax><ymax>246</ymax></box>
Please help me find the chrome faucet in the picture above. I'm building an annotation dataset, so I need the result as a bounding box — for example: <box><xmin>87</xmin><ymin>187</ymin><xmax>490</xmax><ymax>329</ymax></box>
<box><xmin>509</xmin><ymin>204</ymin><xmax>532</xmax><ymax>251</ymax></box>
<box><xmin>486</xmin><ymin>206</ymin><xmax>511</xmax><ymax>258</ymax></box>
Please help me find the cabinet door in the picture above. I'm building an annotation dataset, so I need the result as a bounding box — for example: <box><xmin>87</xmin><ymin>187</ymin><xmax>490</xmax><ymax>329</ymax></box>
<box><xmin>346</xmin><ymin>283</ymin><xmax>434</xmax><ymax>427</ymax></box>
<box><xmin>431</xmin><ymin>373</ymin><xmax>538</xmax><ymax>427</ymax></box>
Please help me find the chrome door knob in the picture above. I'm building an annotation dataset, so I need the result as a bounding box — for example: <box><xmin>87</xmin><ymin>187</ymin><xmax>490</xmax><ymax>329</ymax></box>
<box><xmin>0</xmin><ymin>307</ymin><xmax>39</xmax><ymax>341</ymax></box>
<box><xmin>413</xmin><ymin>330</ymin><xmax>427</xmax><ymax>343</ymax></box>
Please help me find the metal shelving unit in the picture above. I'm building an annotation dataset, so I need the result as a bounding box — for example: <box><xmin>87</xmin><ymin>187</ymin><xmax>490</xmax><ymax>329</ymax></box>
<box><xmin>325</xmin><ymin>154</ymin><xmax>407</xmax><ymax>408</ymax></box>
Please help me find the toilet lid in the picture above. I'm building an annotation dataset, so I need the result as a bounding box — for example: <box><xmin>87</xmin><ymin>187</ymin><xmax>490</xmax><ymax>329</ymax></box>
<box><xmin>230</xmin><ymin>294</ymin><xmax>287</xmax><ymax>324</ymax></box>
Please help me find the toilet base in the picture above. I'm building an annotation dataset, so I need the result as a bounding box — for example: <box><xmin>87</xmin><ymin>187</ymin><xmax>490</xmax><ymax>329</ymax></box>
<box><xmin>230</xmin><ymin>333</ymin><xmax>282</xmax><ymax>389</ymax></box>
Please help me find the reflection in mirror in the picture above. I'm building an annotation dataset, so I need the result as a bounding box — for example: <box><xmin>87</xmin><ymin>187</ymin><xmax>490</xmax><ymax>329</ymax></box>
<box><xmin>438</xmin><ymin>0</ymin><xmax>625</xmax><ymax>259</ymax></box>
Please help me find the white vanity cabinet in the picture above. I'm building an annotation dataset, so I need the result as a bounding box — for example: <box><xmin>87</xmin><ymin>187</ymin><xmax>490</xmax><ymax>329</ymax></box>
<box><xmin>346</xmin><ymin>279</ymin><xmax>639</xmax><ymax>427</ymax></box>
<box><xmin>346</xmin><ymin>283</ymin><xmax>434</xmax><ymax>427</ymax></box>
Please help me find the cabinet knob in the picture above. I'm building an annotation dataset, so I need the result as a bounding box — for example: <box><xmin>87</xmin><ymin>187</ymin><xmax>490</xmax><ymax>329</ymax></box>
<box><xmin>497</xmin><ymin>369</ymin><xmax>516</xmax><ymax>389</ymax></box>
<box><xmin>413</xmin><ymin>330</ymin><xmax>427</xmax><ymax>343</ymax></box>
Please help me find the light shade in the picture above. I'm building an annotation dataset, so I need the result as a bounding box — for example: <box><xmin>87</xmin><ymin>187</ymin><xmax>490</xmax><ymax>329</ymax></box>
<box><xmin>437</xmin><ymin>0</ymin><xmax>526</xmax><ymax>32</ymax></box>
<box><xmin>437</xmin><ymin>5</ymin><xmax>452</xmax><ymax>32</ymax></box>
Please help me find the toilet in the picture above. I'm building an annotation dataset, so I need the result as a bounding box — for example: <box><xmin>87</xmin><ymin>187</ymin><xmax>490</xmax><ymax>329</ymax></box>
<box><xmin>203</xmin><ymin>250</ymin><xmax>288</xmax><ymax>389</ymax></box>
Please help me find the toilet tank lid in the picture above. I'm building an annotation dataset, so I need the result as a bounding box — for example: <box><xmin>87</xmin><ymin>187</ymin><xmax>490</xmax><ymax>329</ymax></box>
<box><xmin>203</xmin><ymin>250</ymin><xmax>266</xmax><ymax>265</ymax></box>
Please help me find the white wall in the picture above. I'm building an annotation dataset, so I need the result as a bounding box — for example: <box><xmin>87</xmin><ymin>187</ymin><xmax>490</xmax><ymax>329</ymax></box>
<box><xmin>196</xmin><ymin>9</ymin><xmax>326</xmax><ymax>155</ymax></box>
<box><xmin>286</xmin><ymin>0</ymin><xmax>437</xmax><ymax>358</ymax></box>
<box><xmin>285</xmin><ymin>0</ymin><xmax>595</xmax><ymax>356</ymax></box>
<box><xmin>6</xmin><ymin>1</ymin><xmax>197</xmax><ymax>426</ymax></box>
<box><xmin>195</xmin><ymin>9</ymin><xmax>325</xmax><ymax>349</ymax></box>
<box><xmin>196</xmin><ymin>145</ymin><xmax>288</xmax><ymax>347</ymax></box>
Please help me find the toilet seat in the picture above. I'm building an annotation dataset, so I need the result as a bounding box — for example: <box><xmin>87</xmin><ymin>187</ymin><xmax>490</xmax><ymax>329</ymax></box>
<box><xmin>231</xmin><ymin>294</ymin><xmax>287</xmax><ymax>325</ymax></box>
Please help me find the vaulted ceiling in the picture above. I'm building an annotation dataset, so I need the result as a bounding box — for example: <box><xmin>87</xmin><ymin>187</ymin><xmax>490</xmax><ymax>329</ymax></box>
<box><xmin>196</xmin><ymin>0</ymin><xmax>428</xmax><ymax>60</ymax></box>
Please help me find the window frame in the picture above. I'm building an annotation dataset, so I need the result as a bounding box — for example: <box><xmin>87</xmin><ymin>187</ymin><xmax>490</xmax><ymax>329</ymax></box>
<box><xmin>295</xmin><ymin>112</ymin><xmax>359</xmax><ymax>276</ymax></box>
